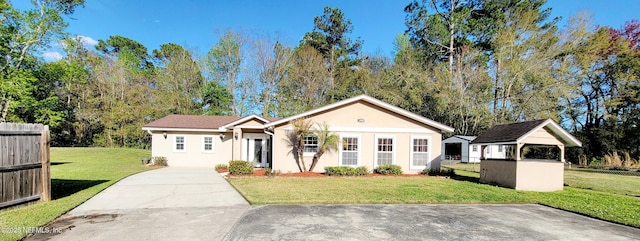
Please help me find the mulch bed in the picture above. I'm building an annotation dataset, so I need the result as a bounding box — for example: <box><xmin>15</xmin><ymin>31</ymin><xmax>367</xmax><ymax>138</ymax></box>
<box><xmin>221</xmin><ymin>168</ymin><xmax>448</xmax><ymax>178</ymax></box>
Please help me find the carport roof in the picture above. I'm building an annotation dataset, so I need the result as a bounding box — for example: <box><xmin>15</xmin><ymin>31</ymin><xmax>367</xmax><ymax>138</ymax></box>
<box><xmin>471</xmin><ymin>119</ymin><xmax>582</xmax><ymax>147</ymax></box>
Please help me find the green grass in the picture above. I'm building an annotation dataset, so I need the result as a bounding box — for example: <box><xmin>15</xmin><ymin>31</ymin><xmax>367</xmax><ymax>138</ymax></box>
<box><xmin>564</xmin><ymin>169</ymin><xmax>640</xmax><ymax>197</ymax></box>
<box><xmin>228</xmin><ymin>171</ymin><xmax>640</xmax><ymax>228</ymax></box>
<box><xmin>0</xmin><ymin>148</ymin><xmax>155</xmax><ymax>241</ymax></box>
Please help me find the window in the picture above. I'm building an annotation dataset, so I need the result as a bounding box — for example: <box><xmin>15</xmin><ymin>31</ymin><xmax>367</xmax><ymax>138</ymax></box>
<box><xmin>472</xmin><ymin>145</ymin><xmax>478</xmax><ymax>152</ymax></box>
<box><xmin>498</xmin><ymin>145</ymin><xmax>503</xmax><ymax>152</ymax></box>
<box><xmin>410</xmin><ymin>136</ymin><xmax>430</xmax><ymax>169</ymax></box>
<box><xmin>174</xmin><ymin>136</ymin><xmax>186</xmax><ymax>152</ymax></box>
<box><xmin>340</xmin><ymin>136</ymin><xmax>359</xmax><ymax>166</ymax></box>
<box><xmin>202</xmin><ymin>136</ymin><xmax>214</xmax><ymax>153</ymax></box>
<box><xmin>375</xmin><ymin>136</ymin><xmax>394</xmax><ymax>166</ymax></box>
<box><xmin>303</xmin><ymin>135</ymin><xmax>318</xmax><ymax>153</ymax></box>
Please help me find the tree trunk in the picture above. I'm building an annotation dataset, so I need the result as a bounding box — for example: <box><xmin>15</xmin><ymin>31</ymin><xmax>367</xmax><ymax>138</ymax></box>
<box><xmin>0</xmin><ymin>99</ymin><xmax>10</xmax><ymax>122</ymax></box>
<box><xmin>309</xmin><ymin>150</ymin><xmax>325</xmax><ymax>172</ymax></box>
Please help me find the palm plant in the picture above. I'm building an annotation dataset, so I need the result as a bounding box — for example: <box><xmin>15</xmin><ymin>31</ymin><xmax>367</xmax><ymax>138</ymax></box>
<box><xmin>309</xmin><ymin>122</ymin><xmax>339</xmax><ymax>172</ymax></box>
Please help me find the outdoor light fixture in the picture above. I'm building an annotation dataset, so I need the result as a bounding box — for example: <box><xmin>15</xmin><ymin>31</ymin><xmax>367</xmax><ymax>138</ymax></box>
<box><xmin>220</xmin><ymin>133</ymin><xmax>226</xmax><ymax>140</ymax></box>
<box><xmin>163</xmin><ymin>131</ymin><xmax>167</xmax><ymax>139</ymax></box>
<box><xmin>234</xmin><ymin>132</ymin><xmax>238</xmax><ymax>140</ymax></box>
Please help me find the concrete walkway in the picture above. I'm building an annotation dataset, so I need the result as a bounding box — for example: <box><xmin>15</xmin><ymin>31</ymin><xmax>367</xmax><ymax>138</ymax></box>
<box><xmin>28</xmin><ymin>167</ymin><xmax>248</xmax><ymax>241</ymax></box>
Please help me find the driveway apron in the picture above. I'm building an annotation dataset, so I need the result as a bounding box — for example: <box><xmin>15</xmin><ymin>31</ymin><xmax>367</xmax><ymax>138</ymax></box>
<box><xmin>28</xmin><ymin>167</ymin><xmax>249</xmax><ymax>241</ymax></box>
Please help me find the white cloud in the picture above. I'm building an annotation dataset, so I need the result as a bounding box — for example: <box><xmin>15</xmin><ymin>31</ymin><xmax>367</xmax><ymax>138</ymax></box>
<box><xmin>77</xmin><ymin>35</ymin><xmax>98</xmax><ymax>47</ymax></box>
<box><xmin>43</xmin><ymin>51</ymin><xmax>63</xmax><ymax>62</ymax></box>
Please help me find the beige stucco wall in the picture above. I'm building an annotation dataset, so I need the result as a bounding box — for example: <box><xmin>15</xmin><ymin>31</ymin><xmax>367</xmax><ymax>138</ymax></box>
<box><xmin>150</xmin><ymin>131</ymin><xmax>232</xmax><ymax>167</ymax></box>
<box><xmin>271</xmin><ymin>100</ymin><xmax>443</xmax><ymax>174</ymax></box>
<box><xmin>480</xmin><ymin>159</ymin><xmax>517</xmax><ymax>188</ymax></box>
<box><xmin>522</xmin><ymin>127</ymin><xmax>563</xmax><ymax>145</ymax></box>
<box><xmin>515</xmin><ymin>160</ymin><xmax>564</xmax><ymax>191</ymax></box>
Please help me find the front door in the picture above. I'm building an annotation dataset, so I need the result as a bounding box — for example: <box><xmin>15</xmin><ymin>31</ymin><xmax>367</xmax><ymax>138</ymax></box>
<box><xmin>242</xmin><ymin>134</ymin><xmax>269</xmax><ymax>167</ymax></box>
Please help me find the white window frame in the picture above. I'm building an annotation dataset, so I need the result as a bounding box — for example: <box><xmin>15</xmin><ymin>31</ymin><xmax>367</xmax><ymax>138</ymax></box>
<box><xmin>498</xmin><ymin>145</ymin><xmax>503</xmax><ymax>152</ymax></box>
<box><xmin>174</xmin><ymin>135</ymin><xmax>186</xmax><ymax>152</ymax></box>
<box><xmin>201</xmin><ymin>135</ymin><xmax>215</xmax><ymax>153</ymax></box>
<box><xmin>410</xmin><ymin>136</ymin><xmax>431</xmax><ymax>169</ymax></box>
<box><xmin>374</xmin><ymin>135</ymin><xmax>396</xmax><ymax>167</ymax></box>
<box><xmin>339</xmin><ymin>134</ymin><xmax>361</xmax><ymax>167</ymax></box>
<box><xmin>303</xmin><ymin>135</ymin><xmax>318</xmax><ymax>156</ymax></box>
<box><xmin>472</xmin><ymin>144</ymin><xmax>478</xmax><ymax>152</ymax></box>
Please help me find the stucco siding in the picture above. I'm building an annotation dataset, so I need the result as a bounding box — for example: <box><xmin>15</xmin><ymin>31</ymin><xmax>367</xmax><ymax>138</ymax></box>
<box><xmin>480</xmin><ymin>159</ymin><xmax>517</xmax><ymax>188</ymax></box>
<box><xmin>150</xmin><ymin>131</ymin><xmax>232</xmax><ymax>167</ymax></box>
<box><xmin>271</xmin><ymin>101</ymin><xmax>443</xmax><ymax>174</ymax></box>
<box><xmin>515</xmin><ymin>160</ymin><xmax>564</xmax><ymax>191</ymax></box>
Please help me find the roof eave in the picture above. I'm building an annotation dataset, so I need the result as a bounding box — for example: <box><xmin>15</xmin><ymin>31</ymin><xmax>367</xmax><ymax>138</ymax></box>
<box><xmin>264</xmin><ymin>95</ymin><xmax>454</xmax><ymax>132</ymax></box>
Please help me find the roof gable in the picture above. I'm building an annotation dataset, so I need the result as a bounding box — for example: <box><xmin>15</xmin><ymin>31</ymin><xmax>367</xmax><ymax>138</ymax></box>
<box><xmin>264</xmin><ymin>95</ymin><xmax>454</xmax><ymax>132</ymax></box>
<box><xmin>472</xmin><ymin>119</ymin><xmax>582</xmax><ymax>147</ymax></box>
<box><xmin>220</xmin><ymin>114</ymin><xmax>269</xmax><ymax>129</ymax></box>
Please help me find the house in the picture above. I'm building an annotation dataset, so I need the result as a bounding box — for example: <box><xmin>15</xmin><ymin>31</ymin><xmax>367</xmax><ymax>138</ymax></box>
<box><xmin>471</xmin><ymin>119</ymin><xmax>582</xmax><ymax>192</ymax></box>
<box><xmin>142</xmin><ymin>115</ymin><xmax>280</xmax><ymax>167</ymax></box>
<box><xmin>142</xmin><ymin>95</ymin><xmax>454</xmax><ymax>174</ymax></box>
<box><xmin>441</xmin><ymin>135</ymin><xmax>505</xmax><ymax>163</ymax></box>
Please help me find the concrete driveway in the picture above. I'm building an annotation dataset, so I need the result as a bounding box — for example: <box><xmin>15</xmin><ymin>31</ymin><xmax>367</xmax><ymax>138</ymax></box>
<box><xmin>28</xmin><ymin>168</ymin><xmax>640</xmax><ymax>241</ymax></box>
<box><xmin>28</xmin><ymin>167</ymin><xmax>249</xmax><ymax>241</ymax></box>
<box><xmin>224</xmin><ymin>204</ymin><xmax>640</xmax><ymax>241</ymax></box>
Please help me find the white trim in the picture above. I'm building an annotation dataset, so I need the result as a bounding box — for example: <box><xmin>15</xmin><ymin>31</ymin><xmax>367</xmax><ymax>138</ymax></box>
<box><xmin>220</xmin><ymin>115</ymin><xmax>269</xmax><ymax>129</ymax></box>
<box><xmin>302</xmin><ymin>135</ymin><xmax>318</xmax><ymax>157</ymax></box>
<box><xmin>339</xmin><ymin>134</ymin><xmax>361</xmax><ymax>167</ymax></box>
<box><xmin>234</xmin><ymin>125</ymin><xmax>266</xmax><ymax>129</ymax></box>
<box><xmin>173</xmin><ymin>135</ymin><xmax>186</xmax><ymax>152</ymax></box>
<box><xmin>410</xmin><ymin>136</ymin><xmax>432</xmax><ymax>170</ymax></box>
<box><xmin>201</xmin><ymin>135</ymin><xmax>215</xmax><ymax>153</ymax></box>
<box><xmin>374</xmin><ymin>135</ymin><xmax>396</xmax><ymax>167</ymax></box>
<box><xmin>143</xmin><ymin>127</ymin><xmax>226</xmax><ymax>132</ymax></box>
<box><xmin>264</xmin><ymin>95</ymin><xmax>454</xmax><ymax>132</ymax></box>
<box><xmin>282</xmin><ymin>126</ymin><xmax>435</xmax><ymax>134</ymax></box>
<box><xmin>517</xmin><ymin>119</ymin><xmax>582</xmax><ymax>147</ymax></box>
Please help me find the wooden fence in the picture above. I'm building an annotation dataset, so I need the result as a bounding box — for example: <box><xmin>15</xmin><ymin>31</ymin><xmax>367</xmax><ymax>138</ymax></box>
<box><xmin>0</xmin><ymin>123</ymin><xmax>50</xmax><ymax>209</ymax></box>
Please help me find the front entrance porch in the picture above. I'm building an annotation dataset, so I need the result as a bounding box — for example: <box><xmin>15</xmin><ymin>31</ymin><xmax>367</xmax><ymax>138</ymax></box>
<box><xmin>241</xmin><ymin>133</ymin><xmax>271</xmax><ymax>168</ymax></box>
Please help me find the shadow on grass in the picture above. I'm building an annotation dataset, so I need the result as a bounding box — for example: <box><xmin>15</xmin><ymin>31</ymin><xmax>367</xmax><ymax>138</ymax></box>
<box><xmin>450</xmin><ymin>173</ymin><xmax>481</xmax><ymax>184</ymax></box>
<box><xmin>51</xmin><ymin>162</ymin><xmax>71</xmax><ymax>166</ymax></box>
<box><xmin>51</xmin><ymin>179</ymin><xmax>109</xmax><ymax>200</ymax></box>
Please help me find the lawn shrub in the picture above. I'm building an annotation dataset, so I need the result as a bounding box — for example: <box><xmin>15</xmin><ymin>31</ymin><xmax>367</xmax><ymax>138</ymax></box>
<box><xmin>421</xmin><ymin>167</ymin><xmax>455</xmax><ymax>176</ymax></box>
<box><xmin>229</xmin><ymin>160</ymin><xmax>254</xmax><ymax>175</ymax></box>
<box><xmin>215</xmin><ymin>164</ymin><xmax>228</xmax><ymax>172</ymax></box>
<box><xmin>325</xmin><ymin>166</ymin><xmax>368</xmax><ymax>176</ymax></box>
<box><xmin>153</xmin><ymin>156</ymin><xmax>168</xmax><ymax>166</ymax></box>
<box><xmin>374</xmin><ymin>164</ymin><xmax>402</xmax><ymax>175</ymax></box>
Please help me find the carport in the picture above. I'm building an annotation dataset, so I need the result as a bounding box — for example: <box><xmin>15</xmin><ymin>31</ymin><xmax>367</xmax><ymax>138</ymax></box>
<box><xmin>471</xmin><ymin>119</ymin><xmax>582</xmax><ymax>192</ymax></box>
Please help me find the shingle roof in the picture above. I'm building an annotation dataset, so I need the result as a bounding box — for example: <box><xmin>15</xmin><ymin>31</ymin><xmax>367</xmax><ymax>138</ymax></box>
<box><xmin>471</xmin><ymin>119</ymin><xmax>547</xmax><ymax>144</ymax></box>
<box><xmin>143</xmin><ymin>115</ymin><xmax>243</xmax><ymax>130</ymax></box>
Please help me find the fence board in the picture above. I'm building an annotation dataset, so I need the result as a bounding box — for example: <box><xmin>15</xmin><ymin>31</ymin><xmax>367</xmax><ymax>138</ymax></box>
<box><xmin>0</xmin><ymin>123</ymin><xmax>50</xmax><ymax>208</ymax></box>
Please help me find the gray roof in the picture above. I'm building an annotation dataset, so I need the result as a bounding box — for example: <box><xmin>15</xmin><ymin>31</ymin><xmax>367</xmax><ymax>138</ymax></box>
<box><xmin>471</xmin><ymin>119</ymin><xmax>548</xmax><ymax>144</ymax></box>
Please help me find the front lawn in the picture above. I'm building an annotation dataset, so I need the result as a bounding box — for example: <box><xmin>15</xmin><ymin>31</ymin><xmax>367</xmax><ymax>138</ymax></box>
<box><xmin>227</xmin><ymin>170</ymin><xmax>640</xmax><ymax>228</ymax></box>
<box><xmin>0</xmin><ymin>148</ymin><xmax>155</xmax><ymax>241</ymax></box>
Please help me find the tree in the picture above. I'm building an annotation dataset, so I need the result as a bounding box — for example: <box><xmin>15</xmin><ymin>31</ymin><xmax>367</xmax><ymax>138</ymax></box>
<box><xmin>308</xmin><ymin>122</ymin><xmax>339</xmax><ymax>172</ymax></box>
<box><xmin>152</xmin><ymin>43</ymin><xmax>204</xmax><ymax>115</ymax></box>
<box><xmin>205</xmin><ymin>30</ymin><xmax>245</xmax><ymax>116</ymax></box>
<box><xmin>301</xmin><ymin>6</ymin><xmax>363</xmax><ymax>101</ymax></box>
<box><xmin>0</xmin><ymin>0</ymin><xmax>84</xmax><ymax>122</ymax></box>
<box><xmin>96</xmin><ymin>35</ymin><xmax>153</xmax><ymax>71</ymax></box>
<box><xmin>284</xmin><ymin>118</ymin><xmax>314</xmax><ymax>172</ymax></box>
<box><xmin>404</xmin><ymin>0</ymin><xmax>478</xmax><ymax>71</ymax></box>
<box><xmin>277</xmin><ymin>45</ymin><xmax>330</xmax><ymax>116</ymax></box>
<box><xmin>201</xmin><ymin>80</ymin><xmax>232</xmax><ymax>115</ymax></box>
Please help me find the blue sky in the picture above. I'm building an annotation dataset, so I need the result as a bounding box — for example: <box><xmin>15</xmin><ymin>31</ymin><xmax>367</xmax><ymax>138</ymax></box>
<box><xmin>14</xmin><ymin>0</ymin><xmax>640</xmax><ymax>61</ymax></box>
